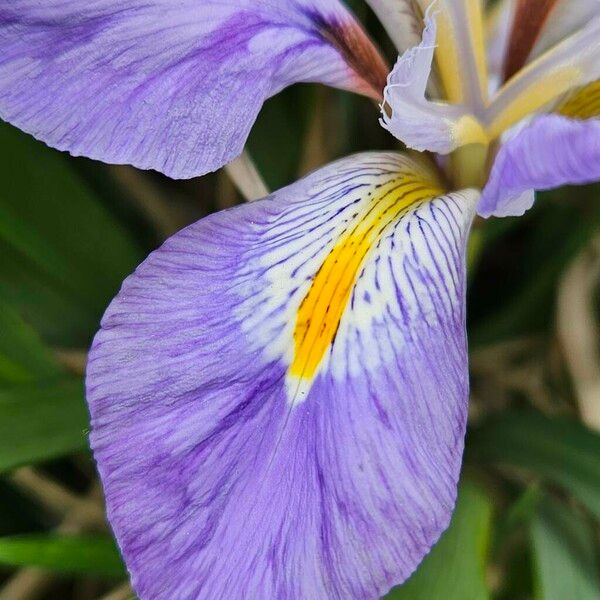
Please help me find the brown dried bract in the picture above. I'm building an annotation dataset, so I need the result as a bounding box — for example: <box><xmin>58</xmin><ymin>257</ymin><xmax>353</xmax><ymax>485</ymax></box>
<box><xmin>503</xmin><ymin>0</ymin><xmax>560</xmax><ymax>81</ymax></box>
<box><xmin>321</xmin><ymin>20</ymin><xmax>389</xmax><ymax>101</ymax></box>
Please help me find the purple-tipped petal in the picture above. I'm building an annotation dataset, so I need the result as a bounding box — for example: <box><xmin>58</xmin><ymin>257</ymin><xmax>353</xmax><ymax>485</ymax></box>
<box><xmin>0</xmin><ymin>1</ymin><xmax>387</xmax><ymax>179</ymax></box>
<box><xmin>86</xmin><ymin>152</ymin><xmax>477</xmax><ymax>599</ymax></box>
<box><xmin>479</xmin><ymin>115</ymin><xmax>600</xmax><ymax>218</ymax></box>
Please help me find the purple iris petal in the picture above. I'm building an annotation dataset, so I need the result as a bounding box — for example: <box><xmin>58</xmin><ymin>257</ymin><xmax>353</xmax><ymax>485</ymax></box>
<box><xmin>381</xmin><ymin>14</ymin><xmax>487</xmax><ymax>155</ymax></box>
<box><xmin>86</xmin><ymin>152</ymin><xmax>476</xmax><ymax>598</ymax></box>
<box><xmin>479</xmin><ymin>115</ymin><xmax>600</xmax><ymax>217</ymax></box>
<box><xmin>0</xmin><ymin>1</ymin><xmax>387</xmax><ymax>179</ymax></box>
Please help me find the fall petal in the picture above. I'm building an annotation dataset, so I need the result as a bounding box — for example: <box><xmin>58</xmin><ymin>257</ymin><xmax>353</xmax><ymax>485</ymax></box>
<box><xmin>87</xmin><ymin>152</ymin><xmax>477</xmax><ymax>599</ymax></box>
<box><xmin>0</xmin><ymin>0</ymin><xmax>387</xmax><ymax>178</ymax></box>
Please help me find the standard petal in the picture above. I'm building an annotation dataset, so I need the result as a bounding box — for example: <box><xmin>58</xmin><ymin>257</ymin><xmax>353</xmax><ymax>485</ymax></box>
<box><xmin>479</xmin><ymin>115</ymin><xmax>600</xmax><ymax>218</ymax></box>
<box><xmin>0</xmin><ymin>1</ymin><xmax>387</xmax><ymax>179</ymax></box>
<box><xmin>380</xmin><ymin>15</ymin><xmax>487</xmax><ymax>154</ymax></box>
<box><xmin>86</xmin><ymin>152</ymin><xmax>477</xmax><ymax>599</ymax></box>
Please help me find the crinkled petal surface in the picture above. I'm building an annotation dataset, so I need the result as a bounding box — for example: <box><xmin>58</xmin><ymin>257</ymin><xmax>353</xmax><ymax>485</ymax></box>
<box><xmin>0</xmin><ymin>0</ymin><xmax>387</xmax><ymax>179</ymax></box>
<box><xmin>381</xmin><ymin>16</ymin><xmax>487</xmax><ymax>154</ymax></box>
<box><xmin>87</xmin><ymin>152</ymin><xmax>477</xmax><ymax>599</ymax></box>
<box><xmin>479</xmin><ymin>115</ymin><xmax>600</xmax><ymax>218</ymax></box>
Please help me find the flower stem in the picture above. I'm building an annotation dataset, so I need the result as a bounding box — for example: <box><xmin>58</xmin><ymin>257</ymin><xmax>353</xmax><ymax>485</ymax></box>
<box><xmin>451</xmin><ymin>142</ymin><xmax>488</xmax><ymax>190</ymax></box>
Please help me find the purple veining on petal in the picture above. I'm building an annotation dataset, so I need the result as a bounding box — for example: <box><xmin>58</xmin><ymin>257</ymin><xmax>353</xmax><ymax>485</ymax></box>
<box><xmin>479</xmin><ymin>114</ymin><xmax>600</xmax><ymax>218</ymax></box>
<box><xmin>0</xmin><ymin>1</ymin><xmax>386</xmax><ymax>179</ymax></box>
<box><xmin>86</xmin><ymin>153</ymin><xmax>476</xmax><ymax>599</ymax></box>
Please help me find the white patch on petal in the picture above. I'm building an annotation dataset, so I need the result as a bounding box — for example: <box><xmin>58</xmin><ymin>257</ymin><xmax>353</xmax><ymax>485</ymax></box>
<box><xmin>330</xmin><ymin>190</ymin><xmax>477</xmax><ymax>380</ymax></box>
<box><xmin>233</xmin><ymin>154</ymin><xmax>477</xmax><ymax>404</ymax></box>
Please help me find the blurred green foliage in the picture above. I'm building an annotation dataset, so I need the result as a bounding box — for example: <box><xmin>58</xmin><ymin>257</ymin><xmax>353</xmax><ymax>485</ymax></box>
<box><xmin>0</xmin><ymin>535</ymin><xmax>124</xmax><ymax>578</ymax></box>
<box><xmin>388</xmin><ymin>482</ymin><xmax>493</xmax><ymax>600</ymax></box>
<box><xmin>530</xmin><ymin>496</ymin><xmax>600</xmax><ymax>600</ymax></box>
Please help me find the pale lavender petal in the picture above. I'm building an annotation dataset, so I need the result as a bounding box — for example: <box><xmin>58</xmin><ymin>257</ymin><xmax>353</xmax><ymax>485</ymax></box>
<box><xmin>381</xmin><ymin>16</ymin><xmax>487</xmax><ymax>154</ymax></box>
<box><xmin>479</xmin><ymin>115</ymin><xmax>600</xmax><ymax>218</ymax></box>
<box><xmin>0</xmin><ymin>1</ymin><xmax>387</xmax><ymax>179</ymax></box>
<box><xmin>86</xmin><ymin>152</ymin><xmax>477</xmax><ymax>599</ymax></box>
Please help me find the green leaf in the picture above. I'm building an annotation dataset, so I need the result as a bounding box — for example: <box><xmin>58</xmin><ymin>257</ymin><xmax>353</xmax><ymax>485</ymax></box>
<box><xmin>531</xmin><ymin>496</ymin><xmax>600</xmax><ymax>600</ymax></box>
<box><xmin>247</xmin><ymin>86</ymin><xmax>314</xmax><ymax>190</ymax></box>
<box><xmin>0</xmin><ymin>379</ymin><xmax>89</xmax><ymax>472</ymax></box>
<box><xmin>468</xmin><ymin>411</ymin><xmax>600</xmax><ymax>520</ymax></box>
<box><xmin>501</xmin><ymin>482</ymin><xmax>543</xmax><ymax>535</ymax></box>
<box><xmin>0</xmin><ymin>534</ymin><xmax>124</xmax><ymax>577</ymax></box>
<box><xmin>0</xmin><ymin>122</ymin><xmax>143</xmax><ymax>345</ymax></box>
<box><xmin>0</xmin><ymin>241</ymin><xmax>99</xmax><ymax>346</ymax></box>
<box><xmin>467</xmin><ymin>227</ymin><xmax>485</xmax><ymax>275</ymax></box>
<box><xmin>0</xmin><ymin>301</ymin><xmax>60</xmax><ymax>384</ymax></box>
<box><xmin>386</xmin><ymin>481</ymin><xmax>493</xmax><ymax>600</ymax></box>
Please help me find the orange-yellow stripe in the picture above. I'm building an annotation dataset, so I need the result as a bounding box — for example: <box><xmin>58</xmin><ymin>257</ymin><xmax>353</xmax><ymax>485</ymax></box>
<box><xmin>558</xmin><ymin>80</ymin><xmax>600</xmax><ymax>120</ymax></box>
<box><xmin>290</xmin><ymin>171</ymin><xmax>444</xmax><ymax>381</ymax></box>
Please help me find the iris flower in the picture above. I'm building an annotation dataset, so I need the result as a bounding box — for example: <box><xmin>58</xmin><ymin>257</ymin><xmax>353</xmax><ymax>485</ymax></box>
<box><xmin>1</xmin><ymin>0</ymin><xmax>600</xmax><ymax>597</ymax></box>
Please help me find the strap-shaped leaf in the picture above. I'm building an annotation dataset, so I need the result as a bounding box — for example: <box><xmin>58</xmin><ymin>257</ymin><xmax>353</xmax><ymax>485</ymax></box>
<box><xmin>0</xmin><ymin>123</ymin><xmax>143</xmax><ymax>345</ymax></box>
<box><xmin>0</xmin><ymin>534</ymin><xmax>124</xmax><ymax>577</ymax></box>
<box><xmin>0</xmin><ymin>378</ymin><xmax>89</xmax><ymax>472</ymax></box>
<box><xmin>531</xmin><ymin>495</ymin><xmax>600</xmax><ymax>600</ymax></box>
<box><xmin>468</xmin><ymin>411</ymin><xmax>600</xmax><ymax>520</ymax></box>
<box><xmin>0</xmin><ymin>301</ymin><xmax>59</xmax><ymax>384</ymax></box>
<box><xmin>385</xmin><ymin>481</ymin><xmax>492</xmax><ymax>600</ymax></box>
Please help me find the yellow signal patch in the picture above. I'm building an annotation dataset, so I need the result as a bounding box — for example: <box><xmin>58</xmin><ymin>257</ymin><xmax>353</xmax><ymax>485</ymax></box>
<box><xmin>289</xmin><ymin>172</ymin><xmax>444</xmax><ymax>383</ymax></box>
<box><xmin>558</xmin><ymin>80</ymin><xmax>600</xmax><ymax>120</ymax></box>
